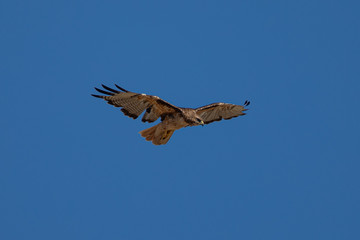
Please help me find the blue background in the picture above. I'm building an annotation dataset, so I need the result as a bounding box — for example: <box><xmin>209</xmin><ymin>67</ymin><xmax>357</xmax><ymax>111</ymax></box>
<box><xmin>1</xmin><ymin>0</ymin><xmax>359</xmax><ymax>239</ymax></box>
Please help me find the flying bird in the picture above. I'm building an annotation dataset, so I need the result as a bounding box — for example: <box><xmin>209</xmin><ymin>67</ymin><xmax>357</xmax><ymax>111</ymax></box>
<box><xmin>92</xmin><ymin>84</ymin><xmax>250</xmax><ymax>145</ymax></box>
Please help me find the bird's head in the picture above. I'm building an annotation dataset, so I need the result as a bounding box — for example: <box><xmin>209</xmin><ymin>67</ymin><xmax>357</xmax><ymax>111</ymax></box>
<box><xmin>196</xmin><ymin>117</ymin><xmax>204</xmax><ymax>126</ymax></box>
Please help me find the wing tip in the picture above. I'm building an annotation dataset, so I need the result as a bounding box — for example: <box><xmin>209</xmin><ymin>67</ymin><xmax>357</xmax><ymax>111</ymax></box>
<box><xmin>115</xmin><ymin>84</ymin><xmax>129</xmax><ymax>92</ymax></box>
<box><xmin>92</xmin><ymin>84</ymin><xmax>129</xmax><ymax>96</ymax></box>
<box><xmin>94</xmin><ymin>87</ymin><xmax>115</xmax><ymax>96</ymax></box>
<box><xmin>101</xmin><ymin>84</ymin><xmax>120</xmax><ymax>93</ymax></box>
<box><xmin>91</xmin><ymin>94</ymin><xmax>103</xmax><ymax>98</ymax></box>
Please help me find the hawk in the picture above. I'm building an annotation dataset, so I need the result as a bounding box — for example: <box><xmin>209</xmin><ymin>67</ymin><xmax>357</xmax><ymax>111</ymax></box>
<box><xmin>92</xmin><ymin>84</ymin><xmax>250</xmax><ymax>145</ymax></box>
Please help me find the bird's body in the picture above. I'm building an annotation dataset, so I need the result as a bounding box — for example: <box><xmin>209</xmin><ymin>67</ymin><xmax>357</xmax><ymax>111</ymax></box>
<box><xmin>92</xmin><ymin>84</ymin><xmax>250</xmax><ymax>145</ymax></box>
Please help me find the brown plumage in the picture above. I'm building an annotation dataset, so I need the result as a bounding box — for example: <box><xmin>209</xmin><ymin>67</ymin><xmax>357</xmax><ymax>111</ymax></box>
<box><xmin>92</xmin><ymin>84</ymin><xmax>250</xmax><ymax>145</ymax></box>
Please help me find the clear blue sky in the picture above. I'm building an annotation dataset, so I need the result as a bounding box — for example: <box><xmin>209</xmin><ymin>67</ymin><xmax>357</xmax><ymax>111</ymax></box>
<box><xmin>1</xmin><ymin>0</ymin><xmax>359</xmax><ymax>239</ymax></box>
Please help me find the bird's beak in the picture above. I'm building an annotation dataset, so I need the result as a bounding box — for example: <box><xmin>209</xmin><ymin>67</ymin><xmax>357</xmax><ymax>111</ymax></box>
<box><xmin>200</xmin><ymin>120</ymin><xmax>204</xmax><ymax>126</ymax></box>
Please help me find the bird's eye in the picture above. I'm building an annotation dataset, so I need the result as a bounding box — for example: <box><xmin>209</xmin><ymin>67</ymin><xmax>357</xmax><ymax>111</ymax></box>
<box><xmin>197</xmin><ymin>118</ymin><xmax>202</xmax><ymax>122</ymax></box>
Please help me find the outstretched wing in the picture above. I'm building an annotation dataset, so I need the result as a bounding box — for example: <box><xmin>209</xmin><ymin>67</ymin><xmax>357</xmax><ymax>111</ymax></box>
<box><xmin>195</xmin><ymin>101</ymin><xmax>250</xmax><ymax>124</ymax></box>
<box><xmin>92</xmin><ymin>84</ymin><xmax>181</xmax><ymax>123</ymax></box>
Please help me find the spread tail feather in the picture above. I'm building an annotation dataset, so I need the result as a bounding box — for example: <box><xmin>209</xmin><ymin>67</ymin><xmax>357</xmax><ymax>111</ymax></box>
<box><xmin>139</xmin><ymin>124</ymin><xmax>175</xmax><ymax>145</ymax></box>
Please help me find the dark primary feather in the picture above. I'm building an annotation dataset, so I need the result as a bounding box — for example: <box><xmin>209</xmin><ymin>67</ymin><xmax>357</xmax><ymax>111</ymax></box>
<box><xmin>115</xmin><ymin>84</ymin><xmax>129</xmax><ymax>92</ymax></box>
<box><xmin>94</xmin><ymin>87</ymin><xmax>115</xmax><ymax>96</ymax></box>
<box><xmin>101</xmin><ymin>84</ymin><xmax>119</xmax><ymax>93</ymax></box>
